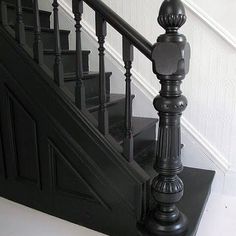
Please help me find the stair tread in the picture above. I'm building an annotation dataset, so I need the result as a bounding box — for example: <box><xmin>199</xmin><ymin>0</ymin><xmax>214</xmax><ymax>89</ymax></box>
<box><xmin>4</xmin><ymin>0</ymin><xmax>32</xmax><ymax>8</ymax></box>
<box><xmin>110</xmin><ymin>117</ymin><xmax>158</xmax><ymax>144</ymax></box>
<box><xmin>6</xmin><ymin>3</ymin><xmax>51</xmax><ymax>16</ymax></box>
<box><xmin>9</xmin><ymin>24</ymin><xmax>70</xmax><ymax>34</ymax></box>
<box><xmin>9</xmin><ymin>25</ymin><xmax>70</xmax><ymax>36</ymax></box>
<box><xmin>86</xmin><ymin>93</ymin><xmax>126</xmax><ymax>110</ymax></box>
<box><xmin>64</xmin><ymin>71</ymin><xmax>112</xmax><ymax>81</ymax></box>
<box><xmin>44</xmin><ymin>49</ymin><xmax>90</xmax><ymax>55</ymax></box>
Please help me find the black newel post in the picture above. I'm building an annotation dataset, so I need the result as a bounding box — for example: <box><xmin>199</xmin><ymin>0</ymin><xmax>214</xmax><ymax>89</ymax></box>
<box><xmin>145</xmin><ymin>0</ymin><xmax>190</xmax><ymax>235</ymax></box>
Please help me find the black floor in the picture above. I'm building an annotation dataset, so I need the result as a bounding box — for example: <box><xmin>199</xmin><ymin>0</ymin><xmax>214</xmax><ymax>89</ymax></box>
<box><xmin>178</xmin><ymin>167</ymin><xmax>215</xmax><ymax>236</ymax></box>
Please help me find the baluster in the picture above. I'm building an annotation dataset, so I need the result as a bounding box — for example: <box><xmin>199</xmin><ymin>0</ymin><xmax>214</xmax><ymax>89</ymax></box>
<box><xmin>145</xmin><ymin>0</ymin><xmax>190</xmax><ymax>235</ymax></box>
<box><xmin>33</xmin><ymin>0</ymin><xmax>43</xmax><ymax>65</ymax></box>
<box><xmin>72</xmin><ymin>0</ymin><xmax>86</xmax><ymax>110</ymax></box>
<box><xmin>15</xmin><ymin>0</ymin><xmax>25</xmax><ymax>46</ymax></box>
<box><xmin>0</xmin><ymin>1</ymin><xmax>8</xmax><ymax>27</ymax></box>
<box><xmin>96</xmin><ymin>13</ymin><xmax>109</xmax><ymax>136</ymax></box>
<box><xmin>52</xmin><ymin>0</ymin><xmax>64</xmax><ymax>87</ymax></box>
<box><xmin>123</xmin><ymin>37</ymin><xmax>134</xmax><ymax>161</ymax></box>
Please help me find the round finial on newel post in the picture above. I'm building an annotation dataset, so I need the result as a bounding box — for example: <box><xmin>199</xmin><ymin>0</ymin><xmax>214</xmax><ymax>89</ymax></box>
<box><xmin>158</xmin><ymin>0</ymin><xmax>186</xmax><ymax>33</ymax></box>
<box><xmin>145</xmin><ymin>0</ymin><xmax>190</xmax><ymax>235</ymax></box>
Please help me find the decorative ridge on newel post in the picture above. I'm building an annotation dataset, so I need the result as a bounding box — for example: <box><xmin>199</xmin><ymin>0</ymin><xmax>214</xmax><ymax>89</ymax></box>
<box><xmin>145</xmin><ymin>0</ymin><xmax>190</xmax><ymax>235</ymax></box>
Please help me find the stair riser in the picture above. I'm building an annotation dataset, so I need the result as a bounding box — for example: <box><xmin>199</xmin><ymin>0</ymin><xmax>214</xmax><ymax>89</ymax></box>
<box><xmin>90</xmin><ymin>98</ymin><xmax>125</xmax><ymax>125</ymax></box>
<box><xmin>65</xmin><ymin>75</ymin><xmax>110</xmax><ymax>100</ymax></box>
<box><xmin>4</xmin><ymin>0</ymin><xmax>32</xmax><ymax>8</ymax></box>
<box><xmin>44</xmin><ymin>53</ymin><xmax>90</xmax><ymax>74</ymax></box>
<box><xmin>25</xmin><ymin>30</ymin><xmax>69</xmax><ymax>50</ymax></box>
<box><xmin>133</xmin><ymin>124</ymin><xmax>156</xmax><ymax>156</ymax></box>
<box><xmin>7</xmin><ymin>6</ymin><xmax>51</xmax><ymax>28</ymax></box>
<box><xmin>84</xmin><ymin>75</ymin><xmax>110</xmax><ymax>98</ymax></box>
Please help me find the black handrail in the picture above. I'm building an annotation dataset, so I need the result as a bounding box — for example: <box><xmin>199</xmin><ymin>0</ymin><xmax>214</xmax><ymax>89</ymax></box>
<box><xmin>84</xmin><ymin>0</ymin><xmax>153</xmax><ymax>60</ymax></box>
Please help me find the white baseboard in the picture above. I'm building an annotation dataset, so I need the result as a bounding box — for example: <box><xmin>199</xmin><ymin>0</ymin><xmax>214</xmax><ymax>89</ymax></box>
<box><xmin>182</xmin><ymin>118</ymin><xmax>230</xmax><ymax>172</ymax></box>
<box><xmin>182</xmin><ymin>0</ymin><xmax>236</xmax><ymax>49</ymax></box>
<box><xmin>224</xmin><ymin>171</ymin><xmax>236</xmax><ymax>196</ymax></box>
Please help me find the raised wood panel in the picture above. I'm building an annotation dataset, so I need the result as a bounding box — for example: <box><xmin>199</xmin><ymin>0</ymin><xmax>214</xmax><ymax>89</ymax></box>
<box><xmin>0</xmin><ymin>78</ymin><xmax>7</xmax><ymax>179</ymax></box>
<box><xmin>49</xmin><ymin>141</ymin><xmax>100</xmax><ymax>203</ymax></box>
<box><xmin>0</xmin><ymin>126</ymin><xmax>6</xmax><ymax>178</ymax></box>
<box><xmin>7</xmin><ymin>90</ymin><xmax>41</xmax><ymax>185</ymax></box>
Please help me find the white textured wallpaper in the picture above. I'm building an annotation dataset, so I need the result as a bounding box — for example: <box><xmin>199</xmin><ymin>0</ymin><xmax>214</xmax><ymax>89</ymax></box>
<box><xmin>193</xmin><ymin>0</ymin><xmax>236</xmax><ymax>39</ymax></box>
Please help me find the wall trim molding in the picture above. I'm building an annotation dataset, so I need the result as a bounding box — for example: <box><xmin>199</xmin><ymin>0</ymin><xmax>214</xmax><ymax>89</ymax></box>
<box><xmin>58</xmin><ymin>0</ymin><xmax>231</xmax><ymax>173</ymax></box>
<box><xmin>182</xmin><ymin>0</ymin><xmax>236</xmax><ymax>49</ymax></box>
<box><xmin>181</xmin><ymin>118</ymin><xmax>230</xmax><ymax>172</ymax></box>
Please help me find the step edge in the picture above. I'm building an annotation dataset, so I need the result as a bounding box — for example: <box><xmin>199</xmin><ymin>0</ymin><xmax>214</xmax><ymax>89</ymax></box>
<box><xmin>113</xmin><ymin>117</ymin><xmax>158</xmax><ymax>144</ymax></box>
<box><xmin>64</xmin><ymin>71</ymin><xmax>112</xmax><ymax>80</ymax></box>
<box><xmin>87</xmin><ymin>94</ymin><xmax>126</xmax><ymax>111</ymax></box>
<box><xmin>6</xmin><ymin>3</ymin><xmax>51</xmax><ymax>16</ymax></box>
<box><xmin>44</xmin><ymin>50</ymin><xmax>91</xmax><ymax>55</ymax></box>
<box><xmin>87</xmin><ymin>94</ymin><xmax>135</xmax><ymax>112</ymax></box>
<box><xmin>9</xmin><ymin>24</ymin><xmax>71</xmax><ymax>34</ymax></box>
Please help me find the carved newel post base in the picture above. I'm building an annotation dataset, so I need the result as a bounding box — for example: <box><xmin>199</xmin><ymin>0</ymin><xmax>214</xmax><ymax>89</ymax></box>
<box><xmin>145</xmin><ymin>0</ymin><xmax>191</xmax><ymax>235</ymax></box>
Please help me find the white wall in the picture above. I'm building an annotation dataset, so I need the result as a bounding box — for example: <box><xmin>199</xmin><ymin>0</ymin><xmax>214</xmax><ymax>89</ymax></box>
<box><xmin>193</xmin><ymin>0</ymin><xmax>236</xmax><ymax>39</ymax></box>
<box><xmin>40</xmin><ymin>0</ymin><xmax>236</xmax><ymax>195</ymax></box>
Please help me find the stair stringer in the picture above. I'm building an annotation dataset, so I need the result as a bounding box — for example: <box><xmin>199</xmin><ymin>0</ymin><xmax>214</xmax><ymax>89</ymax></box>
<box><xmin>0</xmin><ymin>26</ymin><xmax>150</xmax><ymax>236</ymax></box>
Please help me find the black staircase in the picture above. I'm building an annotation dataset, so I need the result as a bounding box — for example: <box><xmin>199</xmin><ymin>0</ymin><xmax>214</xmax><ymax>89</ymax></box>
<box><xmin>0</xmin><ymin>0</ymin><xmax>215</xmax><ymax>235</ymax></box>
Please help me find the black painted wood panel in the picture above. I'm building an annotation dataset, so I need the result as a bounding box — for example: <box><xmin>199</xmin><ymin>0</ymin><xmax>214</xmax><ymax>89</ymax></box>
<box><xmin>7</xmin><ymin>89</ymin><xmax>40</xmax><ymax>185</ymax></box>
<box><xmin>0</xmin><ymin>125</ymin><xmax>6</xmax><ymax>178</ymax></box>
<box><xmin>4</xmin><ymin>0</ymin><xmax>32</xmax><ymax>8</ymax></box>
<box><xmin>0</xmin><ymin>55</ymin><xmax>144</xmax><ymax>235</ymax></box>
<box><xmin>49</xmin><ymin>140</ymin><xmax>100</xmax><ymax>203</ymax></box>
<box><xmin>0</xmin><ymin>29</ymin><xmax>145</xmax><ymax>215</ymax></box>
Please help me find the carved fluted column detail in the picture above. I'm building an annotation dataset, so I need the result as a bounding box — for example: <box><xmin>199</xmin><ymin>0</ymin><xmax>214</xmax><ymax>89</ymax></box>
<box><xmin>145</xmin><ymin>0</ymin><xmax>191</xmax><ymax>235</ymax></box>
